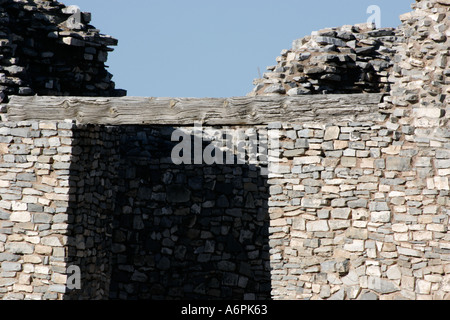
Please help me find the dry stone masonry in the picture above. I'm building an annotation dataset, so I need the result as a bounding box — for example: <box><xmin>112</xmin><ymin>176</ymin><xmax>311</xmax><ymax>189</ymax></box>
<box><xmin>108</xmin><ymin>126</ymin><xmax>271</xmax><ymax>300</ymax></box>
<box><xmin>249</xmin><ymin>24</ymin><xmax>404</xmax><ymax>96</ymax></box>
<box><xmin>0</xmin><ymin>121</ymin><xmax>273</xmax><ymax>300</ymax></box>
<box><xmin>268</xmin><ymin>120</ymin><xmax>449</xmax><ymax>300</ymax></box>
<box><xmin>0</xmin><ymin>0</ymin><xmax>125</xmax><ymax>103</ymax></box>
<box><xmin>0</xmin><ymin>0</ymin><xmax>449</xmax><ymax>300</ymax></box>
<box><xmin>0</xmin><ymin>120</ymin><xmax>76</xmax><ymax>299</ymax></box>
<box><xmin>267</xmin><ymin>0</ymin><xmax>450</xmax><ymax>300</ymax></box>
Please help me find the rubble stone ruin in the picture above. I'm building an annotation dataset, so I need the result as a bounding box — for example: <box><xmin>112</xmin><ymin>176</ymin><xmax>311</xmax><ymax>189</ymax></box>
<box><xmin>0</xmin><ymin>0</ymin><xmax>125</xmax><ymax>103</ymax></box>
<box><xmin>0</xmin><ymin>0</ymin><xmax>449</xmax><ymax>301</ymax></box>
<box><xmin>249</xmin><ymin>23</ymin><xmax>401</xmax><ymax>96</ymax></box>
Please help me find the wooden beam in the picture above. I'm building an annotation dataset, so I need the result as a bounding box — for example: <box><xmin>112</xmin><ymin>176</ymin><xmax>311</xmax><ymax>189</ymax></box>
<box><xmin>6</xmin><ymin>94</ymin><xmax>384</xmax><ymax>125</ymax></box>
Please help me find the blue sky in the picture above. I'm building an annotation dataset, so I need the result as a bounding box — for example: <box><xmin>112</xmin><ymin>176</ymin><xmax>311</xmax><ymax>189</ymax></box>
<box><xmin>72</xmin><ymin>0</ymin><xmax>413</xmax><ymax>98</ymax></box>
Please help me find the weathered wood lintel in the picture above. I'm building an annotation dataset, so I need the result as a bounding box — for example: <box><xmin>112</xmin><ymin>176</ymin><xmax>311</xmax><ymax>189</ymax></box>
<box><xmin>6</xmin><ymin>94</ymin><xmax>384</xmax><ymax>126</ymax></box>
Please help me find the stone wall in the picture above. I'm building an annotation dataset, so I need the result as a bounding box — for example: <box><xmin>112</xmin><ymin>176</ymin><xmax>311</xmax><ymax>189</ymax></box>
<box><xmin>267</xmin><ymin>0</ymin><xmax>450</xmax><ymax>300</ymax></box>
<box><xmin>0</xmin><ymin>121</ymin><xmax>119</xmax><ymax>300</ymax></box>
<box><xmin>0</xmin><ymin>122</ymin><xmax>274</xmax><ymax>300</ymax></box>
<box><xmin>249</xmin><ymin>24</ymin><xmax>403</xmax><ymax>96</ymax></box>
<box><xmin>0</xmin><ymin>0</ymin><xmax>125</xmax><ymax>102</ymax></box>
<box><xmin>0</xmin><ymin>120</ymin><xmax>75</xmax><ymax>299</ymax></box>
<box><xmin>0</xmin><ymin>0</ymin><xmax>449</xmax><ymax>301</ymax></box>
<box><xmin>64</xmin><ymin>124</ymin><xmax>119</xmax><ymax>300</ymax></box>
<box><xmin>108</xmin><ymin>125</ymin><xmax>271</xmax><ymax>300</ymax></box>
<box><xmin>0</xmin><ymin>103</ymin><xmax>448</xmax><ymax>300</ymax></box>
<box><xmin>268</xmin><ymin>120</ymin><xmax>449</xmax><ymax>300</ymax></box>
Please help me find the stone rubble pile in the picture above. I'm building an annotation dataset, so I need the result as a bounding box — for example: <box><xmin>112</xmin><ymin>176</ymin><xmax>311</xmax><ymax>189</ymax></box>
<box><xmin>249</xmin><ymin>23</ymin><xmax>405</xmax><ymax>96</ymax></box>
<box><xmin>0</xmin><ymin>0</ymin><xmax>125</xmax><ymax>103</ymax></box>
<box><xmin>382</xmin><ymin>0</ymin><xmax>450</xmax><ymax>111</ymax></box>
<box><xmin>268</xmin><ymin>0</ymin><xmax>450</xmax><ymax>300</ymax></box>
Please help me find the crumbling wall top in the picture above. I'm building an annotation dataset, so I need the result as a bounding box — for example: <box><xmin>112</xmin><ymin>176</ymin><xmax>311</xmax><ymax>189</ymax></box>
<box><xmin>0</xmin><ymin>0</ymin><xmax>126</xmax><ymax>103</ymax></box>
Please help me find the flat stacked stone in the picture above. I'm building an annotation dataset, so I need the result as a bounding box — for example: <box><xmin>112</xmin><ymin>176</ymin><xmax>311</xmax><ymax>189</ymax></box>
<box><xmin>249</xmin><ymin>23</ymin><xmax>405</xmax><ymax>96</ymax></box>
<box><xmin>268</xmin><ymin>0</ymin><xmax>450</xmax><ymax>300</ymax></box>
<box><xmin>0</xmin><ymin>0</ymin><xmax>448</xmax><ymax>302</ymax></box>
<box><xmin>0</xmin><ymin>0</ymin><xmax>125</xmax><ymax>103</ymax></box>
<box><xmin>379</xmin><ymin>0</ymin><xmax>450</xmax><ymax>300</ymax></box>
<box><xmin>268</xmin><ymin>117</ymin><xmax>449</xmax><ymax>300</ymax></box>
<box><xmin>0</xmin><ymin>120</ymin><xmax>76</xmax><ymax>300</ymax></box>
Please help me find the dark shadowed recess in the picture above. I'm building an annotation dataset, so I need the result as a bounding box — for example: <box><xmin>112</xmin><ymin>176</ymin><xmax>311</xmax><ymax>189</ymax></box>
<box><xmin>64</xmin><ymin>124</ymin><xmax>271</xmax><ymax>300</ymax></box>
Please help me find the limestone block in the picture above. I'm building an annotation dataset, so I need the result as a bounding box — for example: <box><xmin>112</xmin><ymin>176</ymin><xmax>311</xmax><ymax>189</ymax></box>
<box><xmin>344</xmin><ymin>240</ymin><xmax>365</xmax><ymax>252</ymax></box>
<box><xmin>293</xmin><ymin>156</ymin><xmax>322</xmax><ymax>165</ymax></box>
<box><xmin>367</xmin><ymin>277</ymin><xmax>399</xmax><ymax>294</ymax></box>
<box><xmin>306</xmin><ymin>220</ymin><xmax>329</xmax><ymax>232</ymax></box>
<box><xmin>324</xmin><ymin>126</ymin><xmax>340</xmax><ymax>141</ymax></box>
<box><xmin>10</xmin><ymin>212</ymin><xmax>31</xmax><ymax>223</ymax></box>
<box><xmin>413</xmin><ymin>108</ymin><xmax>445</xmax><ymax>118</ymax></box>
<box><xmin>334</xmin><ymin>140</ymin><xmax>348</xmax><ymax>150</ymax></box>
<box><xmin>416</xmin><ymin>280</ymin><xmax>432</xmax><ymax>295</ymax></box>
<box><xmin>341</xmin><ymin>157</ymin><xmax>357</xmax><ymax>167</ymax></box>
<box><xmin>5</xmin><ymin>243</ymin><xmax>34</xmax><ymax>254</ymax></box>
<box><xmin>331</xmin><ymin>208</ymin><xmax>351</xmax><ymax>219</ymax></box>
<box><xmin>1</xmin><ymin>261</ymin><xmax>22</xmax><ymax>272</ymax></box>
<box><xmin>386</xmin><ymin>265</ymin><xmax>402</xmax><ymax>280</ymax></box>
<box><xmin>41</xmin><ymin>237</ymin><xmax>63</xmax><ymax>247</ymax></box>
<box><xmin>397</xmin><ymin>247</ymin><xmax>422</xmax><ymax>258</ymax></box>
<box><xmin>301</xmin><ymin>198</ymin><xmax>324</xmax><ymax>208</ymax></box>
<box><xmin>386</xmin><ymin>157</ymin><xmax>411</xmax><ymax>171</ymax></box>
<box><xmin>433</xmin><ymin>177</ymin><xmax>449</xmax><ymax>190</ymax></box>
<box><xmin>371</xmin><ymin>211</ymin><xmax>391</xmax><ymax>223</ymax></box>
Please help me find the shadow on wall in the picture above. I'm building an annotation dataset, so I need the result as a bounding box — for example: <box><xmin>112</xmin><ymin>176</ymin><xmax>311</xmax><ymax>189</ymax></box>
<box><xmin>64</xmin><ymin>125</ymin><xmax>271</xmax><ymax>300</ymax></box>
<box><xmin>64</xmin><ymin>124</ymin><xmax>119</xmax><ymax>300</ymax></box>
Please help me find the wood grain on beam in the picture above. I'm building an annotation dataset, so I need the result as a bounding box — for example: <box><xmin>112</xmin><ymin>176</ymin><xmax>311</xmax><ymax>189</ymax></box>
<box><xmin>6</xmin><ymin>94</ymin><xmax>384</xmax><ymax>125</ymax></box>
